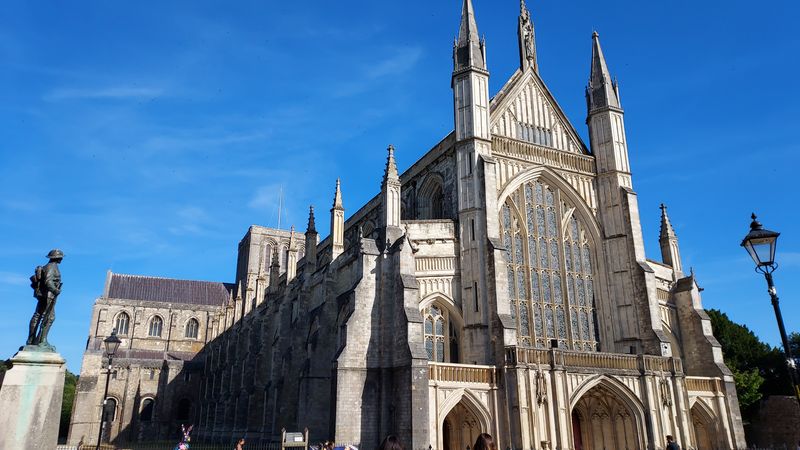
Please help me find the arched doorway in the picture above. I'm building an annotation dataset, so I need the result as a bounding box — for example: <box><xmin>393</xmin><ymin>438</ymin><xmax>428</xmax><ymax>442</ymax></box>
<box><xmin>691</xmin><ymin>401</ymin><xmax>717</xmax><ymax>450</ymax></box>
<box><xmin>571</xmin><ymin>384</ymin><xmax>642</xmax><ymax>450</ymax></box>
<box><xmin>443</xmin><ymin>402</ymin><xmax>481</xmax><ymax>450</ymax></box>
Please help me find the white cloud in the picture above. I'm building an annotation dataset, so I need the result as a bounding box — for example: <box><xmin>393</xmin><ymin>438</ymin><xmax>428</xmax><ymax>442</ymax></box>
<box><xmin>0</xmin><ymin>271</ymin><xmax>30</xmax><ymax>286</ymax></box>
<box><xmin>44</xmin><ymin>86</ymin><xmax>165</xmax><ymax>102</ymax></box>
<box><xmin>331</xmin><ymin>46</ymin><xmax>424</xmax><ymax>98</ymax></box>
<box><xmin>365</xmin><ymin>46</ymin><xmax>423</xmax><ymax>80</ymax></box>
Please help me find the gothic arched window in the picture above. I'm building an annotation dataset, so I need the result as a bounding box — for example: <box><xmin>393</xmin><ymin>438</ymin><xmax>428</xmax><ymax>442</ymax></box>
<box><xmin>115</xmin><ymin>312</ymin><xmax>130</xmax><ymax>336</ymax></box>
<box><xmin>501</xmin><ymin>179</ymin><xmax>598</xmax><ymax>350</ymax></box>
<box><xmin>148</xmin><ymin>316</ymin><xmax>163</xmax><ymax>337</ymax></box>
<box><xmin>423</xmin><ymin>304</ymin><xmax>455</xmax><ymax>362</ymax></box>
<box><xmin>417</xmin><ymin>175</ymin><xmax>446</xmax><ymax>220</ymax></box>
<box><xmin>185</xmin><ymin>318</ymin><xmax>199</xmax><ymax>339</ymax></box>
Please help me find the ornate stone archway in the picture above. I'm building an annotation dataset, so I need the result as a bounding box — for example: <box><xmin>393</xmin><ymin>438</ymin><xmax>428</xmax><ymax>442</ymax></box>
<box><xmin>691</xmin><ymin>400</ymin><xmax>719</xmax><ymax>450</ymax></box>
<box><xmin>435</xmin><ymin>388</ymin><xmax>493</xmax><ymax>450</ymax></box>
<box><xmin>570</xmin><ymin>377</ymin><xmax>645</xmax><ymax>450</ymax></box>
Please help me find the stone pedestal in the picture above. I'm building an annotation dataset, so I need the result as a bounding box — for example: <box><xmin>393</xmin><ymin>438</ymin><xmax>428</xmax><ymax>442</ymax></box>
<box><xmin>0</xmin><ymin>347</ymin><xmax>66</xmax><ymax>450</ymax></box>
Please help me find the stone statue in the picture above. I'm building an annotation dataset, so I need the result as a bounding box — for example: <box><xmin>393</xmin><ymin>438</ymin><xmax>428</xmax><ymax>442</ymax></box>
<box><xmin>26</xmin><ymin>249</ymin><xmax>64</xmax><ymax>350</ymax></box>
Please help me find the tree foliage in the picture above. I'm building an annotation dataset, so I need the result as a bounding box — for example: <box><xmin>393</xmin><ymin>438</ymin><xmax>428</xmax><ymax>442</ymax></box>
<box><xmin>59</xmin><ymin>370</ymin><xmax>78</xmax><ymax>440</ymax></box>
<box><xmin>706</xmin><ymin>309</ymin><xmax>793</xmax><ymax>415</ymax></box>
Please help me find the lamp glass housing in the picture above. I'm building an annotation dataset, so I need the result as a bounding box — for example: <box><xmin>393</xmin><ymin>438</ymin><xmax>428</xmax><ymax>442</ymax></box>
<box><xmin>104</xmin><ymin>331</ymin><xmax>122</xmax><ymax>357</ymax></box>
<box><xmin>744</xmin><ymin>237</ymin><xmax>777</xmax><ymax>267</ymax></box>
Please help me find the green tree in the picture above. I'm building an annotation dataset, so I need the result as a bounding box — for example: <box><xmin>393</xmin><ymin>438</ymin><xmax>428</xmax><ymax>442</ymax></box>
<box><xmin>59</xmin><ymin>370</ymin><xmax>78</xmax><ymax>440</ymax></box>
<box><xmin>706</xmin><ymin>309</ymin><xmax>792</xmax><ymax>414</ymax></box>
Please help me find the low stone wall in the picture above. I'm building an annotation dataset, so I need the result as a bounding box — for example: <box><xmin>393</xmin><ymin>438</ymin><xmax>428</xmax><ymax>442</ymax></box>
<box><xmin>747</xmin><ymin>395</ymin><xmax>800</xmax><ymax>448</ymax></box>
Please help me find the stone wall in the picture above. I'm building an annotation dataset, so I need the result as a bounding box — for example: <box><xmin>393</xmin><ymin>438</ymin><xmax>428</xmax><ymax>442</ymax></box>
<box><xmin>747</xmin><ymin>396</ymin><xmax>800</xmax><ymax>448</ymax></box>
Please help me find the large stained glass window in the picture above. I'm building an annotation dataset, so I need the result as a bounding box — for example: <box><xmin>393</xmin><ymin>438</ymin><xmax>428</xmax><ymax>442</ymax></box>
<box><xmin>500</xmin><ymin>180</ymin><xmax>598</xmax><ymax>350</ymax></box>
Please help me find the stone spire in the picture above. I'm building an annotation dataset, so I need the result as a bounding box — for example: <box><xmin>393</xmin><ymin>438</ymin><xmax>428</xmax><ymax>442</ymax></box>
<box><xmin>382</xmin><ymin>145</ymin><xmax>401</xmax><ymax>228</ymax></box>
<box><xmin>659</xmin><ymin>204</ymin><xmax>683</xmax><ymax>275</ymax></box>
<box><xmin>305</xmin><ymin>205</ymin><xmax>318</xmax><ymax>271</ymax></box>
<box><xmin>453</xmin><ymin>0</ymin><xmax>486</xmax><ymax>72</ymax></box>
<box><xmin>518</xmin><ymin>0</ymin><xmax>538</xmax><ymax>72</ymax></box>
<box><xmin>586</xmin><ymin>31</ymin><xmax>621</xmax><ymax>114</ymax></box>
<box><xmin>331</xmin><ymin>179</ymin><xmax>345</xmax><ymax>259</ymax></box>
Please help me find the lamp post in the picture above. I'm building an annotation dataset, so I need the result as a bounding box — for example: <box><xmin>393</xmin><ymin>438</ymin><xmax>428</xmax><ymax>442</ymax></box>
<box><xmin>96</xmin><ymin>329</ymin><xmax>121</xmax><ymax>450</ymax></box>
<box><xmin>740</xmin><ymin>213</ymin><xmax>800</xmax><ymax>409</ymax></box>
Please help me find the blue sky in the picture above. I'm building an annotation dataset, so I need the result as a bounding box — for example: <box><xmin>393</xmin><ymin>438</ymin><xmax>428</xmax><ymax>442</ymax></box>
<box><xmin>0</xmin><ymin>0</ymin><xmax>798</xmax><ymax>373</ymax></box>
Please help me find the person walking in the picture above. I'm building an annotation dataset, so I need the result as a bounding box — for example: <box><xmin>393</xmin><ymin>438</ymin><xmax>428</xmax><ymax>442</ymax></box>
<box><xmin>666</xmin><ymin>435</ymin><xmax>680</xmax><ymax>450</ymax></box>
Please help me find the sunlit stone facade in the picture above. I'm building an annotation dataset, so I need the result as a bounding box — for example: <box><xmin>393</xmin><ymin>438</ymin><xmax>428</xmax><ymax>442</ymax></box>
<box><xmin>70</xmin><ymin>1</ymin><xmax>746</xmax><ymax>449</ymax></box>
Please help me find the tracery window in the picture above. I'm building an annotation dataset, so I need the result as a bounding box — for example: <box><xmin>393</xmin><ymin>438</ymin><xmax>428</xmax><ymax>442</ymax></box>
<box><xmin>423</xmin><ymin>305</ymin><xmax>456</xmax><ymax>362</ymax></box>
<box><xmin>148</xmin><ymin>316</ymin><xmax>163</xmax><ymax>337</ymax></box>
<box><xmin>185</xmin><ymin>318</ymin><xmax>199</xmax><ymax>339</ymax></box>
<box><xmin>115</xmin><ymin>312</ymin><xmax>130</xmax><ymax>335</ymax></box>
<box><xmin>501</xmin><ymin>179</ymin><xmax>598</xmax><ymax>350</ymax></box>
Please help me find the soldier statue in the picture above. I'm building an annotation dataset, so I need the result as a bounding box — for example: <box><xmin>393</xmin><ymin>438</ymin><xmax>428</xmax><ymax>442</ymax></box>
<box><xmin>27</xmin><ymin>249</ymin><xmax>64</xmax><ymax>349</ymax></box>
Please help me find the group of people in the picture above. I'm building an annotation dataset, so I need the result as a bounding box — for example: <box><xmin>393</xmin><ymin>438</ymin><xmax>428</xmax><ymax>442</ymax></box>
<box><xmin>377</xmin><ymin>433</ymin><xmax>495</xmax><ymax>450</ymax></box>
<box><xmin>212</xmin><ymin>431</ymin><xmax>683</xmax><ymax>450</ymax></box>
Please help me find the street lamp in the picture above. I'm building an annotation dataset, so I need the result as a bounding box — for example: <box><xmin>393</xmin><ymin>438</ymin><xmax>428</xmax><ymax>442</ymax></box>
<box><xmin>740</xmin><ymin>213</ymin><xmax>800</xmax><ymax>408</ymax></box>
<box><xmin>96</xmin><ymin>329</ymin><xmax>121</xmax><ymax>450</ymax></box>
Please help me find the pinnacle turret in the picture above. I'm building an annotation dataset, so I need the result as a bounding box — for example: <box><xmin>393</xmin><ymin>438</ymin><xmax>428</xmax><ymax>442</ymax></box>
<box><xmin>659</xmin><ymin>204</ymin><xmax>677</xmax><ymax>242</ymax></box>
<box><xmin>306</xmin><ymin>205</ymin><xmax>317</xmax><ymax>234</ymax></box>
<box><xmin>454</xmin><ymin>0</ymin><xmax>486</xmax><ymax>72</ymax></box>
<box><xmin>331</xmin><ymin>179</ymin><xmax>345</xmax><ymax>258</ymax></box>
<box><xmin>586</xmin><ymin>31</ymin><xmax>621</xmax><ymax>114</ymax></box>
<box><xmin>383</xmin><ymin>145</ymin><xmax>400</xmax><ymax>186</ymax></box>
<box><xmin>305</xmin><ymin>204</ymin><xmax>318</xmax><ymax>271</ymax></box>
<box><xmin>333</xmin><ymin>178</ymin><xmax>344</xmax><ymax>209</ymax></box>
<box><xmin>381</xmin><ymin>145</ymin><xmax>401</xmax><ymax>228</ymax></box>
<box><xmin>659</xmin><ymin>204</ymin><xmax>683</xmax><ymax>275</ymax></box>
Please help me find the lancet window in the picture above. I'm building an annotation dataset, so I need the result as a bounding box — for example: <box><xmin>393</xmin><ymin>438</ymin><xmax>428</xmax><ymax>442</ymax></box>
<box><xmin>501</xmin><ymin>179</ymin><xmax>598</xmax><ymax>350</ymax></box>
<box><xmin>423</xmin><ymin>304</ymin><xmax>455</xmax><ymax>362</ymax></box>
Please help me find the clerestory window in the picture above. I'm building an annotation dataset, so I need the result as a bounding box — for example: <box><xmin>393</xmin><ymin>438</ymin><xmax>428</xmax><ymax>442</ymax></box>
<box><xmin>115</xmin><ymin>312</ymin><xmax>130</xmax><ymax>336</ymax></box>
<box><xmin>185</xmin><ymin>318</ymin><xmax>199</xmax><ymax>339</ymax></box>
<box><xmin>501</xmin><ymin>179</ymin><xmax>598</xmax><ymax>350</ymax></box>
<box><xmin>148</xmin><ymin>316</ymin><xmax>163</xmax><ymax>337</ymax></box>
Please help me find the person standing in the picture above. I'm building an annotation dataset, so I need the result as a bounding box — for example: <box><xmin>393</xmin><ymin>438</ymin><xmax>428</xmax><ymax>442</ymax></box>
<box><xmin>236</xmin><ymin>438</ymin><xmax>246</xmax><ymax>450</ymax></box>
<box><xmin>473</xmin><ymin>433</ymin><xmax>495</xmax><ymax>450</ymax></box>
<box><xmin>666</xmin><ymin>435</ymin><xmax>680</xmax><ymax>450</ymax></box>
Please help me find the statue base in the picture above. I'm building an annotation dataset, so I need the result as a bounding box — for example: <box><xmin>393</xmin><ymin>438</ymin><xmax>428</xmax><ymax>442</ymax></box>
<box><xmin>0</xmin><ymin>348</ymin><xmax>66</xmax><ymax>450</ymax></box>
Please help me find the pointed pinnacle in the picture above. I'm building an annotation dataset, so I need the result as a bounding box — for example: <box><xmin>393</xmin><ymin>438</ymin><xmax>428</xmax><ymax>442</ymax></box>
<box><xmin>458</xmin><ymin>0</ymin><xmax>480</xmax><ymax>45</ymax></box>
<box><xmin>588</xmin><ymin>30</ymin><xmax>620</xmax><ymax>112</ymax></box>
<box><xmin>384</xmin><ymin>144</ymin><xmax>399</xmax><ymax>183</ymax></box>
<box><xmin>659</xmin><ymin>203</ymin><xmax>677</xmax><ymax>241</ymax></box>
<box><xmin>333</xmin><ymin>178</ymin><xmax>344</xmax><ymax>209</ymax></box>
<box><xmin>306</xmin><ymin>205</ymin><xmax>317</xmax><ymax>233</ymax></box>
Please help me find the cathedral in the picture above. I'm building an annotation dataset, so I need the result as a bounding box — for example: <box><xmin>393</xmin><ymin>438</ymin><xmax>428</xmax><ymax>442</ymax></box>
<box><xmin>68</xmin><ymin>1</ymin><xmax>747</xmax><ymax>449</ymax></box>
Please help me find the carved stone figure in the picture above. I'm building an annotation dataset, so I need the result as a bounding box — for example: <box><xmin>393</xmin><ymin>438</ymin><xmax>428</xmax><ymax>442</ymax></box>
<box><xmin>27</xmin><ymin>249</ymin><xmax>64</xmax><ymax>349</ymax></box>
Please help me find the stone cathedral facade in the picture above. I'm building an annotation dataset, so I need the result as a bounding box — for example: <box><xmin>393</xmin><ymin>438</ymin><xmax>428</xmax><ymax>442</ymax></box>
<box><xmin>69</xmin><ymin>1</ymin><xmax>747</xmax><ymax>449</ymax></box>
